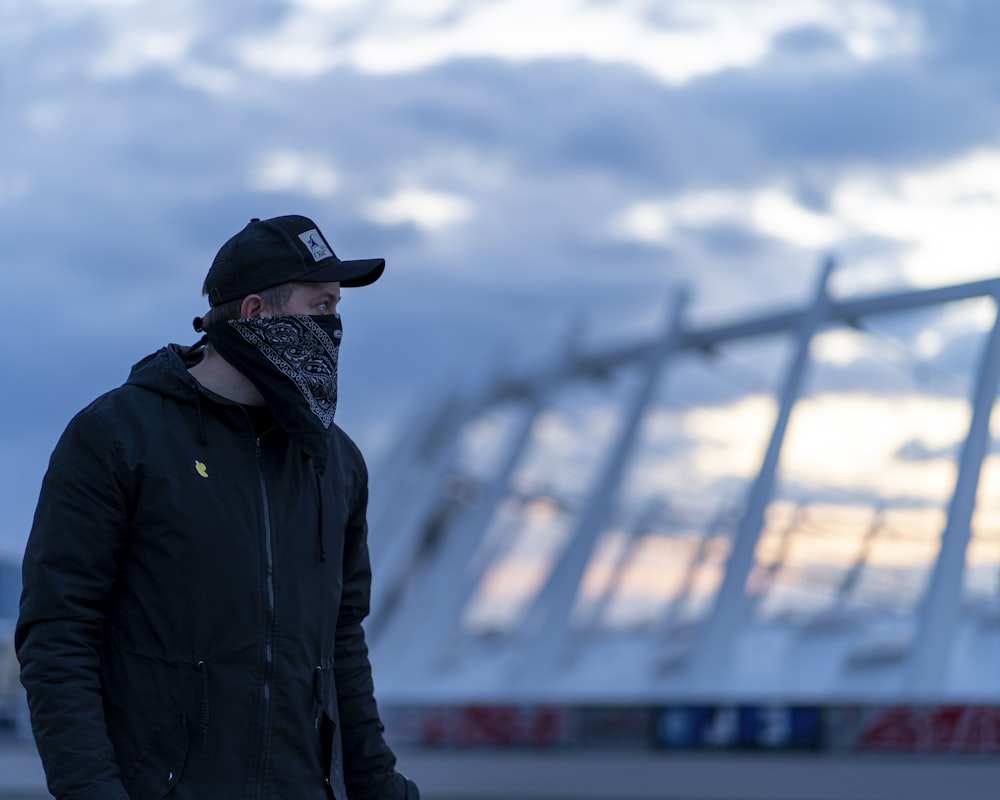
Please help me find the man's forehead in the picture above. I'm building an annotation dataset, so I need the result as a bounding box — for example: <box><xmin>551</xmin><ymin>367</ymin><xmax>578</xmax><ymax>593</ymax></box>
<box><xmin>297</xmin><ymin>281</ymin><xmax>341</xmax><ymax>296</ymax></box>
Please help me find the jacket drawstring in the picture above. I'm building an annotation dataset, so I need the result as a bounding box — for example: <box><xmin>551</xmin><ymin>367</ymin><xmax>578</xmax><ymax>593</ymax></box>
<box><xmin>196</xmin><ymin>660</ymin><xmax>210</xmax><ymax>749</ymax></box>
<box><xmin>313</xmin><ymin>665</ymin><xmax>328</xmax><ymax>729</ymax></box>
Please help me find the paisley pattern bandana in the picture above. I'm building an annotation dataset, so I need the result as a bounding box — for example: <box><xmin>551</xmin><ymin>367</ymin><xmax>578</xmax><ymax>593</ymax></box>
<box><xmin>204</xmin><ymin>314</ymin><xmax>343</xmax><ymax>467</ymax></box>
<box><xmin>230</xmin><ymin>315</ymin><xmax>340</xmax><ymax>426</ymax></box>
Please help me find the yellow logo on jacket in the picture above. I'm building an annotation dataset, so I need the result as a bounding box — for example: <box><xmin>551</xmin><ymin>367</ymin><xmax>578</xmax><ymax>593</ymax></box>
<box><xmin>194</xmin><ymin>460</ymin><xmax>209</xmax><ymax>478</ymax></box>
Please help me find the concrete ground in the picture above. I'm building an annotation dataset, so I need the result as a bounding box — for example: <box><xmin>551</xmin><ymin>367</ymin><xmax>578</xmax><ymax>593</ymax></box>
<box><xmin>6</xmin><ymin>742</ymin><xmax>1000</xmax><ymax>799</ymax></box>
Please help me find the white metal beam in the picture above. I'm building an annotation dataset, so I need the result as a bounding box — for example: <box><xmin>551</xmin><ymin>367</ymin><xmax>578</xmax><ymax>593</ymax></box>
<box><xmin>906</xmin><ymin>290</ymin><xmax>1000</xmax><ymax>693</ymax></box>
<box><xmin>513</xmin><ymin>290</ymin><xmax>690</xmax><ymax>682</ymax></box>
<box><xmin>688</xmin><ymin>259</ymin><xmax>835</xmax><ymax>691</ymax></box>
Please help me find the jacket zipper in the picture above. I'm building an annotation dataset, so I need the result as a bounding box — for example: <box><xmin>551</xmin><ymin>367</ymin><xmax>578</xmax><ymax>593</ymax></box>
<box><xmin>255</xmin><ymin>436</ymin><xmax>276</xmax><ymax>799</ymax></box>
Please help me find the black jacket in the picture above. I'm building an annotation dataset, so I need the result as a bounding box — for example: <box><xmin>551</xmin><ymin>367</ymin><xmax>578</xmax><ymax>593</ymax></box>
<box><xmin>16</xmin><ymin>345</ymin><xmax>418</xmax><ymax>800</ymax></box>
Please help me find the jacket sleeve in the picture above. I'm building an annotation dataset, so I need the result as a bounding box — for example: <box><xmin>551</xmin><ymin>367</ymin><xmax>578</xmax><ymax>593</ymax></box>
<box><xmin>15</xmin><ymin>407</ymin><xmax>131</xmax><ymax>800</ymax></box>
<box><xmin>334</xmin><ymin>461</ymin><xmax>420</xmax><ymax>800</ymax></box>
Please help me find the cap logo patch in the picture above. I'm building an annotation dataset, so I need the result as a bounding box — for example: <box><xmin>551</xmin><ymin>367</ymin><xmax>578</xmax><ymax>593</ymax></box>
<box><xmin>299</xmin><ymin>229</ymin><xmax>334</xmax><ymax>262</ymax></box>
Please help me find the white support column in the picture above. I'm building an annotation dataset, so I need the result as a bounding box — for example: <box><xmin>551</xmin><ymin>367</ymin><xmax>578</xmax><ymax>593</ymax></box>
<box><xmin>367</xmin><ymin>375</ymin><xmax>491</xmax><ymax>642</ymax></box>
<box><xmin>689</xmin><ymin>258</ymin><xmax>835</xmax><ymax>692</ymax></box>
<box><xmin>515</xmin><ymin>290</ymin><xmax>690</xmax><ymax>679</ymax></box>
<box><xmin>370</xmin><ymin>321</ymin><xmax>583</xmax><ymax>670</ymax></box>
<box><xmin>374</xmin><ymin>392</ymin><xmax>547</xmax><ymax>671</ymax></box>
<box><xmin>906</xmin><ymin>291</ymin><xmax>1000</xmax><ymax>694</ymax></box>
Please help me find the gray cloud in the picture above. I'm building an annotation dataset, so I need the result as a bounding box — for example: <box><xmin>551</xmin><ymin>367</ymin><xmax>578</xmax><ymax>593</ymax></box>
<box><xmin>2</xmin><ymin>1</ymin><xmax>999</xmax><ymax>550</ymax></box>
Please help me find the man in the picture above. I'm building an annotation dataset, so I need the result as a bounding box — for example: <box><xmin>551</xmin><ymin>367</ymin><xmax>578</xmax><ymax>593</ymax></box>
<box><xmin>16</xmin><ymin>215</ymin><xmax>420</xmax><ymax>800</ymax></box>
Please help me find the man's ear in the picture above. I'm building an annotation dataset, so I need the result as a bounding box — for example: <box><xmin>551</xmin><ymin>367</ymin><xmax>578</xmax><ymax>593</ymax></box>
<box><xmin>240</xmin><ymin>294</ymin><xmax>265</xmax><ymax>319</ymax></box>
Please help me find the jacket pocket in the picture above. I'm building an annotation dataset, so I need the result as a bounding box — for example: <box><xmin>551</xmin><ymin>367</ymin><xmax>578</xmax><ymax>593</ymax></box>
<box><xmin>122</xmin><ymin>704</ymin><xmax>191</xmax><ymax>800</ymax></box>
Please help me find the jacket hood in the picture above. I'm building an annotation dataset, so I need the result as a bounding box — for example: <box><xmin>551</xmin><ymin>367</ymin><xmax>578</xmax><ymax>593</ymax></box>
<box><xmin>125</xmin><ymin>344</ymin><xmax>205</xmax><ymax>404</ymax></box>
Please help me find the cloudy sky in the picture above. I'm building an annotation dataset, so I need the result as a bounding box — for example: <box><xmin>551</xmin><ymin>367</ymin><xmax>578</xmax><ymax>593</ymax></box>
<box><xmin>3</xmin><ymin>0</ymin><xmax>1000</xmax><ymax>560</ymax></box>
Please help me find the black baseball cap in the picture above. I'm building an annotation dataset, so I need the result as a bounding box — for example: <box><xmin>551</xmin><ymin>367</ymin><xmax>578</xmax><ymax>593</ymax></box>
<box><xmin>203</xmin><ymin>215</ymin><xmax>385</xmax><ymax>306</ymax></box>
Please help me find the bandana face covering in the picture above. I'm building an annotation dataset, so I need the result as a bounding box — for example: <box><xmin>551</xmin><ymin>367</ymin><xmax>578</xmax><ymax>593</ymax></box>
<box><xmin>203</xmin><ymin>314</ymin><xmax>343</xmax><ymax>468</ymax></box>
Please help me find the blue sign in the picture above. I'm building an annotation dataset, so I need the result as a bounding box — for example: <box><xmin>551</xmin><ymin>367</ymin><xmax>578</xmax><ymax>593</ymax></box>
<box><xmin>654</xmin><ymin>705</ymin><xmax>822</xmax><ymax>751</ymax></box>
